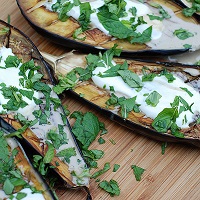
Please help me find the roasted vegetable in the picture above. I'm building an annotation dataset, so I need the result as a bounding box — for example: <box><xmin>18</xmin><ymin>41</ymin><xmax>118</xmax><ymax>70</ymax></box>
<box><xmin>41</xmin><ymin>48</ymin><xmax>200</xmax><ymax>147</ymax></box>
<box><xmin>16</xmin><ymin>0</ymin><xmax>200</xmax><ymax>55</ymax></box>
<box><xmin>0</xmin><ymin>19</ymin><xmax>91</xmax><ymax>198</ymax></box>
<box><xmin>0</xmin><ymin>127</ymin><xmax>55</xmax><ymax>200</ymax></box>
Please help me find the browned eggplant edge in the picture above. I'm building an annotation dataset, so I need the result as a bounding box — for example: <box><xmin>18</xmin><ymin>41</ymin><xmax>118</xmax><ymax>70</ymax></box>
<box><xmin>0</xmin><ymin>19</ymin><xmax>92</xmax><ymax>199</ymax></box>
<box><xmin>16</xmin><ymin>0</ymin><xmax>189</xmax><ymax>56</ymax></box>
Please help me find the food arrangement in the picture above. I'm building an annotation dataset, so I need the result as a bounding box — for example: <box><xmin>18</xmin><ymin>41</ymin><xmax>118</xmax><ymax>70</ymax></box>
<box><xmin>17</xmin><ymin>0</ymin><xmax>200</xmax><ymax>54</ymax></box>
<box><xmin>0</xmin><ymin>0</ymin><xmax>200</xmax><ymax>199</ymax></box>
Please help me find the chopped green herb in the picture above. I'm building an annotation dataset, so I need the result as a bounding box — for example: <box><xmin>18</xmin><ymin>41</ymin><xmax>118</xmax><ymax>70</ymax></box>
<box><xmin>180</xmin><ymin>87</ymin><xmax>193</xmax><ymax>97</ymax></box>
<box><xmin>98</xmin><ymin>137</ymin><xmax>106</xmax><ymax>144</ymax></box>
<box><xmin>56</xmin><ymin>147</ymin><xmax>76</xmax><ymax>163</ymax></box>
<box><xmin>70</xmin><ymin>111</ymin><xmax>107</xmax><ymax>149</ymax></box>
<box><xmin>109</xmin><ymin>138</ymin><xmax>116</xmax><ymax>145</ymax></box>
<box><xmin>99</xmin><ymin>179</ymin><xmax>120</xmax><ymax>196</ymax></box>
<box><xmin>91</xmin><ymin>162</ymin><xmax>110</xmax><ymax>179</ymax></box>
<box><xmin>145</xmin><ymin>91</ymin><xmax>162</xmax><ymax>107</ymax></box>
<box><xmin>131</xmin><ymin>165</ymin><xmax>145</xmax><ymax>181</ymax></box>
<box><xmin>113</xmin><ymin>164</ymin><xmax>120</xmax><ymax>172</ymax></box>
<box><xmin>161</xmin><ymin>142</ymin><xmax>167</xmax><ymax>155</ymax></box>
<box><xmin>173</xmin><ymin>28</ymin><xmax>194</xmax><ymax>40</ymax></box>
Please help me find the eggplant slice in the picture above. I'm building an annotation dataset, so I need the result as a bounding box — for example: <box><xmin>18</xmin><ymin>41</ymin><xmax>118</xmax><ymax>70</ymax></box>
<box><xmin>41</xmin><ymin>50</ymin><xmax>200</xmax><ymax>148</ymax></box>
<box><xmin>0</xmin><ymin>127</ymin><xmax>55</xmax><ymax>200</ymax></box>
<box><xmin>0</xmin><ymin>19</ymin><xmax>91</xmax><ymax>198</ymax></box>
<box><xmin>16</xmin><ymin>0</ymin><xmax>200</xmax><ymax>56</ymax></box>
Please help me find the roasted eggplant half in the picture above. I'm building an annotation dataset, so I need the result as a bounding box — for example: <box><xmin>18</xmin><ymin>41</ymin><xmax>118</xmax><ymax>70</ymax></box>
<box><xmin>16</xmin><ymin>0</ymin><xmax>200</xmax><ymax>55</ymax></box>
<box><xmin>41</xmin><ymin>47</ymin><xmax>200</xmax><ymax>147</ymax></box>
<box><xmin>0</xmin><ymin>19</ymin><xmax>91</xmax><ymax>197</ymax></box>
<box><xmin>0</xmin><ymin>127</ymin><xmax>55</xmax><ymax>200</ymax></box>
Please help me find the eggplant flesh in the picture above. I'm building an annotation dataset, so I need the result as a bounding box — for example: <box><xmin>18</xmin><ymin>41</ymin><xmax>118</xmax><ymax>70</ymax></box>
<box><xmin>0</xmin><ymin>127</ymin><xmax>55</xmax><ymax>200</ymax></box>
<box><xmin>0</xmin><ymin>19</ymin><xmax>90</xmax><ymax>190</ymax></box>
<box><xmin>42</xmin><ymin>50</ymin><xmax>200</xmax><ymax>147</ymax></box>
<box><xmin>16</xmin><ymin>0</ymin><xmax>200</xmax><ymax>55</ymax></box>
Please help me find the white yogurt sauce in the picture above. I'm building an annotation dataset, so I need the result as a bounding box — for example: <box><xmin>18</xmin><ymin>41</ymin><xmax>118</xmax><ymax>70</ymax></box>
<box><xmin>0</xmin><ymin>47</ymin><xmax>89</xmax><ymax>186</ymax></box>
<box><xmin>0</xmin><ymin>46</ymin><xmax>40</xmax><ymax>117</ymax></box>
<box><xmin>92</xmin><ymin>64</ymin><xmax>200</xmax><ymax>129</ymax></box>
<box><xmin>8</xmin><ymin>188</ymin><xmax>45</xmax><ymax>200</ymax></box>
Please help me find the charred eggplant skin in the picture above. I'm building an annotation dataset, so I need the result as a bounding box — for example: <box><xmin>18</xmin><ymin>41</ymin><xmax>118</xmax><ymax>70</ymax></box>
<box><xmin>15</xmin><ymin>0</ymin><xmax>192</xmax><ymax>56</ymax></box>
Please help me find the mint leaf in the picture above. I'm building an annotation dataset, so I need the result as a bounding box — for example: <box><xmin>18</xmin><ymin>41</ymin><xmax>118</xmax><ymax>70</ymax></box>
<box><xmin>56</xmin><ymin>147</ymin><xmax>76</xmax><ymax>163</ymax></box>
<box><xmin>43</xmin><ymin>142</ymin><xmax>55</xmax><ymax>164</ymax></box>
<box><xmin>113</xmin><ymin>164</ymin><xmax>120</xmax><ymax>172</ymax></box>
<box><xmin>99</xmin><ymin>179</ymin><xmax>120</xmax><ymax>196</ymax></box>
<box><xmin>173</xmin><ymin>28</ymin><xmax>194</xmax><ymax>40</ymax></box>
<box><xmin>130</xmin><ymin>26</ymin><xmax>152</xmax><ymax>44</ymax></box>
<box><xmin>70</xmin><ymin>111</ymin><xmax>106</xmax><ymax>149</ymax></box>
<box><xmin>79</xmin><ymin>2</ymin><xmax>93</xmax><ymax>31</ymax></box>
<box><xmin>118</xmin><ymin>70</ymin><xmax>143</xmax><ymax>88</ymax></box>
<box><xmin>3</xmin><ymin>178</ymin><xmax>14</xmax><ymax>195</ymax></box>
<box><xmin>145</xmin><ymin>91</ymin><xmax>162</xmax><ymax>107</ymax></box>
<box><xmin>97</xmin><ymin>6</ymin><xmax>134</xmax><ymax>39</ymax></box>
<box><xmin>131</xmin><ymin>165</ymin><xmax>145</xmax><ymax>181</ymax></box>
<box><xmin>91</xmin><ymin>162</ymin><xmax>110</xmax><ymax>179</ymax></box>
<box><xmin>152</xmin><ymin>107</ymin><xmax>178</xmax><ymax>133</ymax></box>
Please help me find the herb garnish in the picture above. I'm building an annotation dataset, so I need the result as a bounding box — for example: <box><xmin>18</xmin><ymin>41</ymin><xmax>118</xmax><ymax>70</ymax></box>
<box><xmin>91</xmin><ymin>162</ymin><xmax>111</xmax><ymax>179</ymax></box>
<box><xmin>70</xmin><ymin>111</ymin><xmax>107</xmax><ymax>149</ymax></box>
<box><xmin>99</xmin><ymin>179</ymin><xmax>120</xmax><ymax>196</ymax></box>
<box><xmin>173</xmin><ymin>28</ymin><xmax>194</xmax><ymax>40</ymax></box>
<box><xmin>131</xmin><ymin>165</ymin><xmax>145</xmax><ymax>181</ymax></box>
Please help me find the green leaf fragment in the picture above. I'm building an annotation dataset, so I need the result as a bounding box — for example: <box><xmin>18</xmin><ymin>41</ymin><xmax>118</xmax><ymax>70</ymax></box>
<box><xmin>131</xmin><ymin>165</ymin><xmax>145</xmax><ymax>181</ymax></box>
<box><xmin>91</xmin><ymin>162</ymin><xmax>110</xmax><ymax>179</ymax></box>
<box><xmin>99</xmin><ymin>179</ymin><xmax>120</xmax><ymax>196</ymax></box>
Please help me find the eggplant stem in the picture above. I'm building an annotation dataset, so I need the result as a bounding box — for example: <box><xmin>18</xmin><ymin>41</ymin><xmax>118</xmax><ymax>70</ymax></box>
<box><xmin>41</xmin><ymin>51</ymin><xmax>69</xmax><ymax>74</ymax></box>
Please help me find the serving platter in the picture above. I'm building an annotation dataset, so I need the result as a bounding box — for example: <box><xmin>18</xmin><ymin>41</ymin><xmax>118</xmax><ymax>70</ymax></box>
<box><xmin>16</xmin><ymin>0</ymin><xmax>200</xmax><ymax>56</ymax></box>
